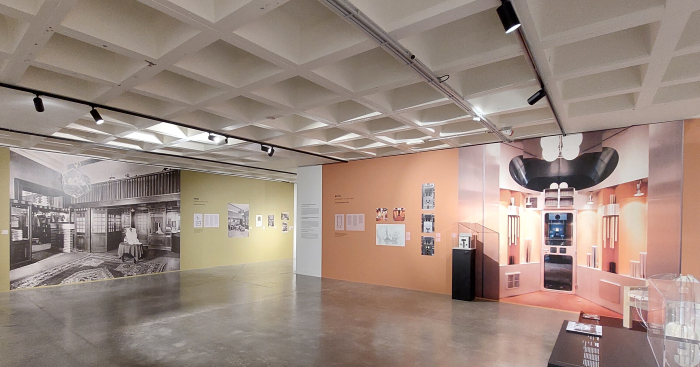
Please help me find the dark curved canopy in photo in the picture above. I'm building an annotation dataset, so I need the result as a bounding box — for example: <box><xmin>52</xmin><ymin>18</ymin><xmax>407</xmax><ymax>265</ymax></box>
<box><xmin>509</xmin><ymin>148</ymin><xmax>619</xmax><ymax>191</ymax></box>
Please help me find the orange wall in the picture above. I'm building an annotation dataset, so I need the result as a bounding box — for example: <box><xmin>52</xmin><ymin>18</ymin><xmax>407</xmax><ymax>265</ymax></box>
<box><xmin>322</xmin><ymin>149</ymin><xmax>459</xmax><ymax>294</ymax></box>
<box><xmin>682</xmin><ymin>119</ymin><xmax>700</xmax><ymax>278</ymax></box>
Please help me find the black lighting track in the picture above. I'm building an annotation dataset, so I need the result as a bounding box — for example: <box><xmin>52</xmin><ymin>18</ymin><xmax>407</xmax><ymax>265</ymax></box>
<box><xmin>513</xmin><ymin>24</ymin><xmax>566</xmax><ymax>136</ymax></box>
<box><xmin>0</xmin><ymin>82</ymin><xmax>347</xmax><ymax>163</ymax></box>
<box><xmin>0</xmin><ymin>126</ymin><xmax>298</xmax><ymax>177</ymax></box>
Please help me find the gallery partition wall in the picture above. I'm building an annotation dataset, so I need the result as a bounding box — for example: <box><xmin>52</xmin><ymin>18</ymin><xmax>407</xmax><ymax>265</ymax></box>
<box><xmin>1</xmin><ymin>147</ymin><xmax>295</xmax><ymax>293</ymax></box>
<box><xmin>317</xmin><ymin>119</ymin><xmax>700</xmax><ymax>315</ymax></box>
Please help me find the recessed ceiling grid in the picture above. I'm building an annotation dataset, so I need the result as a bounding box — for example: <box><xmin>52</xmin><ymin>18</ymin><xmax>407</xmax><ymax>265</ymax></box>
<box><xmin>515</xmin><ymin>0</ymin><xmax>700</xmax><ymax>132</ymax></box>
<box><xmin>11</xmin><ymin>0</ymin><xmax>694</xmax><ymax>177</ymax></box>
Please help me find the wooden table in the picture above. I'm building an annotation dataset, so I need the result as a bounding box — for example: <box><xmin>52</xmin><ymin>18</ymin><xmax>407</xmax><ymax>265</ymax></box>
<box><xmin>548</xmin><ymin>321</ymin><xmax>656</xmax><ymax>367</ymax></box>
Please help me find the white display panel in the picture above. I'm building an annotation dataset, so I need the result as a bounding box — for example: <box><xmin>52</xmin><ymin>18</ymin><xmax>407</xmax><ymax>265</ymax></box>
<box><xmin>376</xmin><ymin>224</ymin><xmax>405</xmax><ymax>247</ymax></box>
<box><xmin>295</xmin><ymin>166</ymin><xmax>322</xmax><ymax>277</ymax></box>
<box><xmin>346</xmin><ymin>214</ymin><xmax>365</xmax><ymax>231</ymax></box>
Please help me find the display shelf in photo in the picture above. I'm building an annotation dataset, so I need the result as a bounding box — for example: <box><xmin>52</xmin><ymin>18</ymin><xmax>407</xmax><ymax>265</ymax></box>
<box><xmin>421</xmin><ymin>236</ymin><xmax>435</xmax><ymax>256</ymax></box>
<box><xmin>281</xmin><ymin>212</ymin><xmax>290</xmax><ymax>221</ymax></box>
<box><xmin>393</xmin><ymin>207</ymin><xmax>405</xmax><ymax>221</ymax></box>
<box><xmin>375</xmin><ymin>207</ymin><xmax>388</xmax><ymax>221</ymax></box>
<box><xmin>282</xmin><ymin>222</ymin><xmax>288</xmax><ymax>233</ymax></box>
<box><xmin>376</xmin><ymin>224</ymin><xmax>405</xmax><ymax>246</ymax></box>
<box><xmin>421</xmin><ymin>214</ymin><xmax>435</xmax><ymax>233</ymax></box>
<box><xmin>268</xmin><ymin>215</ymin><xmax>275</xmax><ymax>227</ymax></box>
<box><xmin>227</xmin><ymin>204</ymin><xmax>249</xmax><ymax>238</ymax></box>
<box><xmin>422</xmin><ymin>183</ymin><xmax>435</xmax><ymax>210</ymax></box>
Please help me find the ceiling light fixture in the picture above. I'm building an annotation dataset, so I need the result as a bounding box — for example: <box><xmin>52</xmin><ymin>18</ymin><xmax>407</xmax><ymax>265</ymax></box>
<box><xmin>587</xmin><ymin>194</ymin><xmax>594</xmax><ymax>205</ymax></box>
<box><xmin>90</xmin><ymin>107</ymin><xmax>104</xmax><ymax>125</ymax></box>
<box><xmin>208</xmin><ymin>133</ymin><xmax>216</xmax><ymax>142</ymax></box>
<box><xmin>635</xmin><ymin>180</ymin><xmax>644</xmax><ymax>197</ymax></box>
<box><xmin>261</xmin><ymin>144</ymin><xmax>275</xmax><ymax>157</ymax></box>
<box><xmin>527</xmin><ymin>89</ymin><xmax>546</xmax><ymax>105</ymax></box>
<box><xmin>33</xmin><ymin>95</ymin><xmax>44</xmax><ymax>112</ymax></box>
<box><xmin>497</xmin><ymin>0</ymin><xmax>521</xmax><ymax>34</ymax></box>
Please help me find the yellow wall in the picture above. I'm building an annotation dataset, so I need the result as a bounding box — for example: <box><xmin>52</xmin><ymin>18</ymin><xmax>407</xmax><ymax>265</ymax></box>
<box><xmin>0</xmin><ymin>148</ymin><xmax>9</xmax><ymax>292</ymax></box>
<box><xmin>180</xmin><ymin>170</ymin><xmax>294</xmax><ymax>271</ymax></box>
<box><xmin>682</xmin><ymin>119</ymin><xmax>700</xmax><ymax>278</ymax></box>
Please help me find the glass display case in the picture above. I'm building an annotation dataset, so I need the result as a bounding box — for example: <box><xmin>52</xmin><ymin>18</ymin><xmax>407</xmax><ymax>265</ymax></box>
<box><xmin>646</xmin><ymin>274</ymin><xmax>700</xmax><ymax>367</ymax></box>
<box><xmin>457</xmin><ymin>222</ymin><xmax>500</xmax><ymax>300</ymax></box>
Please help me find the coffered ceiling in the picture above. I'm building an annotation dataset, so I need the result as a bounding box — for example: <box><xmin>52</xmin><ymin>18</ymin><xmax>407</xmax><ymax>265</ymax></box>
<box><xmin>0</xmin><ymin>0</ymin><xmax>697</xmax><ymax>182</ymax></box>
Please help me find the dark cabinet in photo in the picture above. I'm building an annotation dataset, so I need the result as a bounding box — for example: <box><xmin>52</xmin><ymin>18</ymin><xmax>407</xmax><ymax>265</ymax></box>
<box><xmin>10</xmin><ymin>201</ymin><xmax>31</xmax><ymax>269</ymax></box>
<box><xmin>452</xmin><ymin>248</ymin><xmax>476</xmax><ymax>301</ymax></box>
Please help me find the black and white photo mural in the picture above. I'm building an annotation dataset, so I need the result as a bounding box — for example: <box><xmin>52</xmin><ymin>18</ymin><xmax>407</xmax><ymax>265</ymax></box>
<box><xmin>9</xmin><ymin>149</ymin><xmax>181</xmax><ymax>289</ymax></box>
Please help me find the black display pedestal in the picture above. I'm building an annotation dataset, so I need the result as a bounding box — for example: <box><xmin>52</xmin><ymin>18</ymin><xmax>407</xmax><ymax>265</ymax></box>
<box><xmin>452</xmin><ymin>248</ymin><xmax>476</xmax><ymax>301</ymax></box>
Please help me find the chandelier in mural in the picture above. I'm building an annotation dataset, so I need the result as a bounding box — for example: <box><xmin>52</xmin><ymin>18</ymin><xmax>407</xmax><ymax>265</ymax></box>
<box><xmin>62</xmin><ymin>164</ymin><xmax>91</xmax><ymax>198</ymax></box>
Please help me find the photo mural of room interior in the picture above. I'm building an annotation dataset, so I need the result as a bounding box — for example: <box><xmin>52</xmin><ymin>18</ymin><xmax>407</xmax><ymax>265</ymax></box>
<box><xmin>9</xmin><ymin>148</ymin><xmax>181</xmax><ymax>290</ymax></box>
<box><xmin>322</xmin><ymin>120</ymin><xmax>685</xmax><ymax>318</ymax></box>
<box><xmin>470</xmin><ymin>121</ymin><xmax>678</xmax><ymax>317</ymax></box>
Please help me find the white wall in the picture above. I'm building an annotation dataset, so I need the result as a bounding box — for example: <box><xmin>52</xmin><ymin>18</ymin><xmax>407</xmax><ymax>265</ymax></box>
<box><xmin>499</xmin><ymin>262</ymin><xmax>541</xmax><ymax>298</ymax></box>
<box><xmin>295</xmin><ymin>165</ymin><xmax>323</xmax><ymax>277</ymax></box>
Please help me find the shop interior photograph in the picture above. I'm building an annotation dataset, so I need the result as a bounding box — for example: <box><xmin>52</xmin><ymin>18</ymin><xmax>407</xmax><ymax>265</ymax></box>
<box><xmin>0</xmin><ymin>0</ymin><xmax>698</xmax><ymax>366</ymax></box>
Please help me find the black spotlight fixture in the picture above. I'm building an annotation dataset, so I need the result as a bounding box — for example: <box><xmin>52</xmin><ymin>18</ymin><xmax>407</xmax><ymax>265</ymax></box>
<box><xmin>497</xmin><ymin>0</ymin><xmax>521</xmax><ymax>34</ymax></box>
<box><xmin>208</xmin><ymin>133</ymin><xmax>216</xmax><ymax>142</ymax></box>
<box><xmin>527</xmin><ymin>89</ymin><xmax>546</xmax><ymax>105</ymax></box>
<box><xmin>90</xmin><ymin>107</ymin><xmax>104</xmax><ymax>125</ymax></box>
<box><xmin>33</xmin><ymin>95</ymin><xmax>44</xmax><ymax>112</ymax></box>
<box><xmin>261</xmin><ymin>145</ymin><xmax>275</xmax><ymax>157</ymax></box>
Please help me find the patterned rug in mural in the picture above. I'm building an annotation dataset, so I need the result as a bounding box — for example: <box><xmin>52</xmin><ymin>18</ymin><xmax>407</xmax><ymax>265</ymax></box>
<box><xmin>11</xmin><ymin>253</ymin><xmax>167</xmax><ymax>290</ymax></box>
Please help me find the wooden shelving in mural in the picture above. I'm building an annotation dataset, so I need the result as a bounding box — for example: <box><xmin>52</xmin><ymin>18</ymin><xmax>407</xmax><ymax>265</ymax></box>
<box><xmin>70</xmin><ymin>170</ymin><xmax>180</xmax><ymax>204</ymax></box>
<box><xmin>544</xmin><ymin>187</ymin><xmax>575</xmax><ymax>208</ymax></box>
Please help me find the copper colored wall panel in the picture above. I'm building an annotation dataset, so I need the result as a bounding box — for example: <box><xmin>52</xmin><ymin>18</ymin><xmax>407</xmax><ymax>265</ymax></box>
<box><xmin>647</xmin><ymin>121</ymin><xmax>683</xmax><ymax>277</ymax></box>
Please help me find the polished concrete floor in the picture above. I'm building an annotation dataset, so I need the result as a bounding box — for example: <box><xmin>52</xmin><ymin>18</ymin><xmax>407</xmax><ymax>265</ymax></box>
<box><xmin>0</xmin><ymin>259</ymin><xmax>576</xmax><ymax>366</ymax></box>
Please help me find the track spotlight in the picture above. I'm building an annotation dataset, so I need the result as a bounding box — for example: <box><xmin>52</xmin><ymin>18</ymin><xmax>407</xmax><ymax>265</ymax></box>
<box><xmin>261</xmin><ymin>145</ymin><xmax>275</xmax><ymax>157</ymax></box>
<box><xmin>208</xmin><ymin>133</ymin><xmax>216</xmax><ymax>142</ymax></box>
<box><xmin>33</xmin><ymin>95</ymin><xmax>44</xmax><ymax>112</ymax></box>
<box><xmin>527</xmin><ymin>89</ymin><xmax>546</xmax><ymax>105</ymax></box>
<box><xmin>497</xmin><ymin>1</ymin><xmax>521</xmax><ymax>34</ymax></box>
<box><xmin>90</xmin><ymin>108</ymin><xmax>104</xmax><ymax>125</ymax></box>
